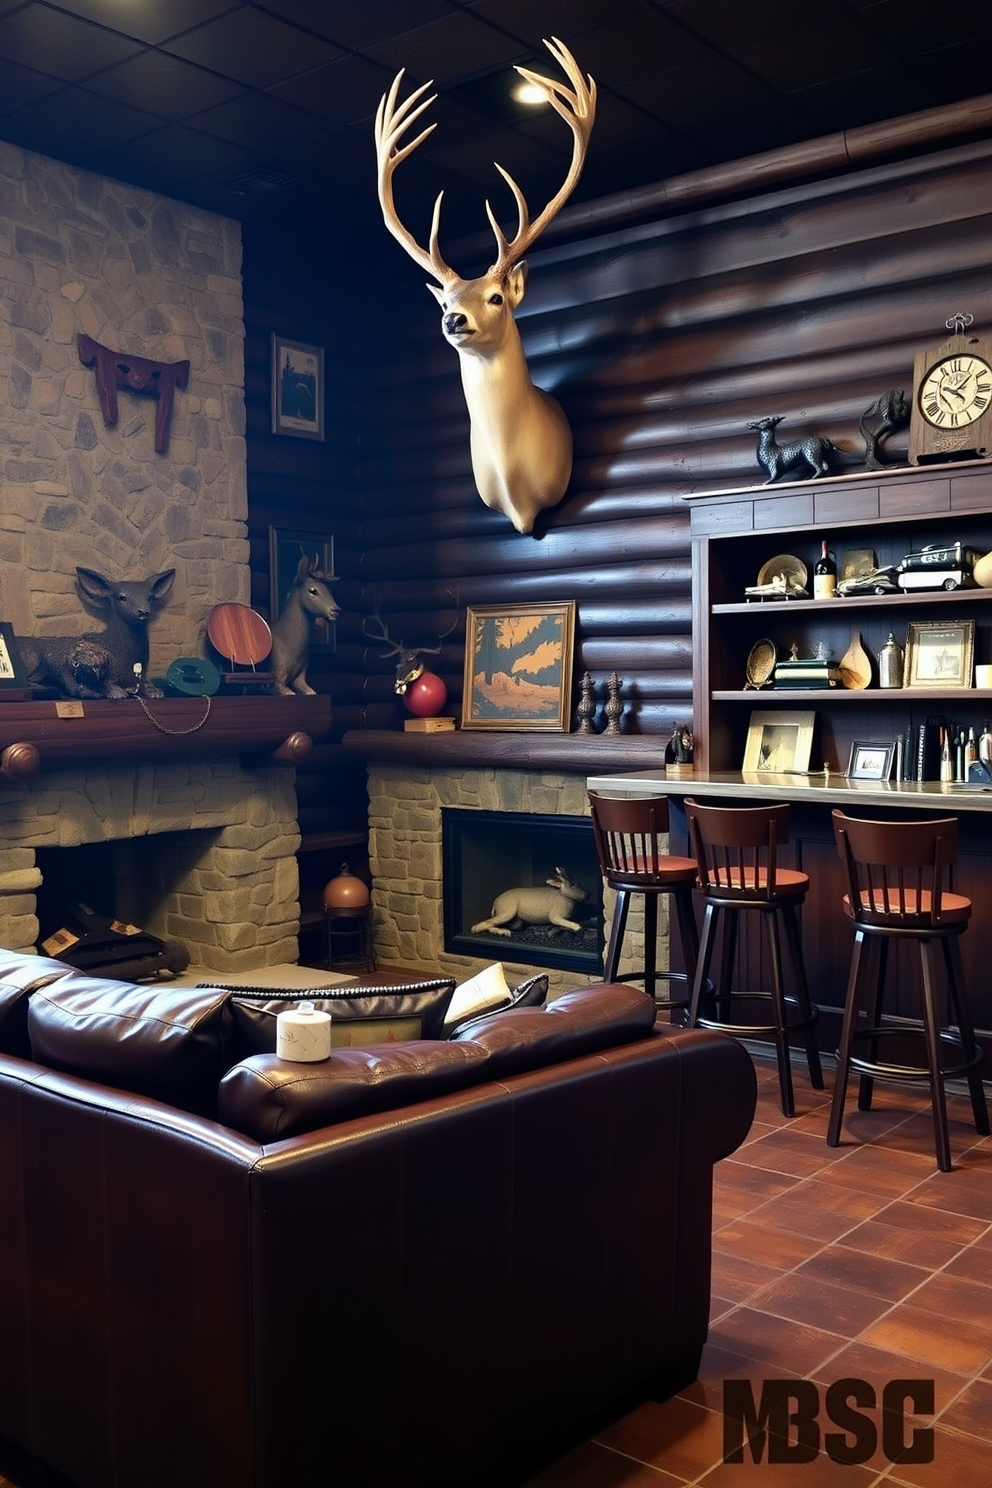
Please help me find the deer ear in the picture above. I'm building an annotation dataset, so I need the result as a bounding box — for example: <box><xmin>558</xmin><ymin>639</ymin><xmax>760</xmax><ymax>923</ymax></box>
<box><xmin>426</xmin><ymin>282</ymin><xmax>445</xmax><ymax>305</ymax></box>
<box><xmin>505</xmin><ymin>261</ymin><xmax>528</xmax><ymax>307</ymax></box>
<box><xmin>150</xmin><ymin>569</ymin><xmax>176</xmax><ymax>601</ymax></box>
<box><xmin>75</xmin><ymin>567</ymin><xmax>113</xmax><ymax>604</ymax></box>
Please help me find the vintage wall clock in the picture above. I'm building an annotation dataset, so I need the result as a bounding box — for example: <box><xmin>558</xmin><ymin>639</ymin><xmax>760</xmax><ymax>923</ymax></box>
<box><xmin>909</xmin><ymin>313</ymin><xmax>992</xmax><ymax>465</ymax></box>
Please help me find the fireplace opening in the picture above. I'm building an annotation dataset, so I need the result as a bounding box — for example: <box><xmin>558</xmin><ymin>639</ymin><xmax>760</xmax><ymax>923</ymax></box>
<box><xmin>442</xmin><ymin>808</ymin><xmax>603</xmax><ymax>975</ymax></box>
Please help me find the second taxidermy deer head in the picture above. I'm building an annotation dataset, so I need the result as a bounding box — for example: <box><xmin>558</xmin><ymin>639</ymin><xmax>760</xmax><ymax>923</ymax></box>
<box><xmin>375</xmin><ymin>37</ymin><xmax>595</xmax><ymax>535</ymax></box>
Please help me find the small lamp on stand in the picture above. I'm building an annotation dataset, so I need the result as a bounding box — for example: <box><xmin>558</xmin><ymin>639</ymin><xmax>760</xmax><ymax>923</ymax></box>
<box><xmin>322</xmin><ymin>863</ymin><xmax>373</xmax><ymax>973</ymax></box>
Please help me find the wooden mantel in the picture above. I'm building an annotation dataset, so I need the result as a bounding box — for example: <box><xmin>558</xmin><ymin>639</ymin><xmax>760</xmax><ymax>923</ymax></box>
<box><xmin>342</xmin><ymin>728</ymin><xmax>667</xmax><ymax>775</ymax></box>
<box><xmin>0</xmin><ymin>694</ymin><xmax>332</xmax><ymax>778</ymax></box>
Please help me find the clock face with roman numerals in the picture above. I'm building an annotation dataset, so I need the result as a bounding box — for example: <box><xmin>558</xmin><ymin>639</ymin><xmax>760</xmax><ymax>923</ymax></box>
<box><xmin>918</xmin><ymin>352</ymin><xmax>992</xmax><ymax>429</ymax></box>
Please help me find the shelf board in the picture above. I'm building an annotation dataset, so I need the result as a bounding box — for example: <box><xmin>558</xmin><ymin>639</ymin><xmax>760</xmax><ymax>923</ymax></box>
<box><xmin>713</xmin><ymin>688</ymin><xmax>992</xmax><ymax>702</ymax></box>
<box><xmin>713</xmin><ymin>588</ymin><xmax>992</xmax><ymax>616</ymax></box>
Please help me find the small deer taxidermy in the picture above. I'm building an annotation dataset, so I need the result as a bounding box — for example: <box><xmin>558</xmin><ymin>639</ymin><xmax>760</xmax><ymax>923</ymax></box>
<box><xmin>375</xmin><ymin>37</ymin><xmax>595</xmax><ymax>535</ymax></box>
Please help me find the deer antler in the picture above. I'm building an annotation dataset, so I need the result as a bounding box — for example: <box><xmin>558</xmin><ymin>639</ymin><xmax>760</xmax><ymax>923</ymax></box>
<box><xmin>487</xmin><ymin>38</ymin><xmax>596</xmax><ymax>277</ymax></box>
<box><xmin>363</xmin><ymin>607</ymin><xmax>405</xmax><ymax>658</ymax></box>
<box><xmin>375</xmin><ymin>38</ymin><xmax>595</xmax><ymax>285</ymax></box>
<box><xmin>374</xmin><ymin>70</ymin><xmax>452</xmax><ymax>284</ymax></box>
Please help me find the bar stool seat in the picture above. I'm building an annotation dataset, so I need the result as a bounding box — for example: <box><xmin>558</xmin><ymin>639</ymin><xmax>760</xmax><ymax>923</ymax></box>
<box><xmin>829</xmin><ymin>809</ymin><xmax>988</xmax><ymax>1172</ymax></box>
<box><xmin>684</xmin><ymin>797</ymin><xmax>823</xmax><ymax>1117</ymax></box>
<box><xmin>587</xmin><ymin>790</ymin><xmax>700</xmax><ymax>1019</ymax></box>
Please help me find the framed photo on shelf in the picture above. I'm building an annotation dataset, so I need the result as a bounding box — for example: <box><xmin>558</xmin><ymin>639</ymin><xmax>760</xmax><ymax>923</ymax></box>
<box><xmin>903</xmin><ymin>620</ymin><xmax>974</xmax><ymax>690</ymax></box>
<box><xmin>846</xmin><ymin>739</ymin><xmax>896</xmax><ymax>782</ymax></box>
<box><xmin>461</xmin><ymin>601</ymin><xmax>576</xmax><ymax>732</ymax></box>
<box><xmin>742</xmin><ymin>709</ymin><xmax>815</xmax><ymax>775</ymax></box>
<box><xmin>270</xmin><ymin>334</ymin><xmax>324</xmax><ymax>440</ymax></box>
<box><xmin>0</xmin><ymin>623</ymin><xmax>27</xmax><ymax>694</ymax></box>
<box><xmin>268</xmin><ymin>527</ymin><xmax>337</xmax><ymax>653</ymax></box>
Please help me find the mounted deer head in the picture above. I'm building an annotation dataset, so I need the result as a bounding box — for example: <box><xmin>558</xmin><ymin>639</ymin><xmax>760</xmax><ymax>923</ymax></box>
<box><xmin>375</xmin><ymin>37</ymin><xmax>595</xmax><ymax>535</ymax></box>
<box><xmin>365</xmin><ymin>608</ymin><xmax>458</xmax><ymax>694</ymax></box>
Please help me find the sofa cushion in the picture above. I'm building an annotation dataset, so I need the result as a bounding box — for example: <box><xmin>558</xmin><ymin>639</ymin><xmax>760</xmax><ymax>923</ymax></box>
<box><xmin>27</xmin><ymin>977</ymin><xmax>234</xmax><ymax>1116</ymax></box>
<box><xmin>443</xmin><ymin>971</ymin><xmax>548</xmax><ymax>1037</ymax></box>
<box><xmin>450</xmin><ymin>983</ymin><xmax>657</xmax><ymax>1077</ymax></box>
<box><xmin>0</xmin><ymin>952</ymin><xmax>74</xmax><ymax>1059</ymax></box>
<box><xmin>224</xmin><ymin>978</ymin><xmax>457</xmax><ymax>1059</ymax></box>
<box><xmin>219</xmin><ymin>1039</ymin><xmax>490</xmax><ymax>1141</ymax></box>
<box><xmin>218</xmin><ymin>983</ymin><xmax>655</xmax><ymax>1141</ymax></box>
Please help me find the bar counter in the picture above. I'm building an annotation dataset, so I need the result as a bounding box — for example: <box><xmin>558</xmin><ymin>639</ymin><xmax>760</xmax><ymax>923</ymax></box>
<box><xmin>586</xmin><ymin>766</ymin><xmax>992</xmax><ymax>813</ymax></box>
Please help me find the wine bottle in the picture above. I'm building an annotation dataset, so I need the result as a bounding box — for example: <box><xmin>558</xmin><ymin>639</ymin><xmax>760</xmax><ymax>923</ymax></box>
<box><xmin>966</xmin><ymin>727</ymin><xmax>978</xmax><ymax>766</ymax></box>
<box><xmin>813</xmin><ymin>540</ymin><xmax>837</xmax><ymax>599</ymax></box>
<box><xmin>980</xmin><ymin>720</ymin><xmax>992</xmax><ymax>765</ymax></box>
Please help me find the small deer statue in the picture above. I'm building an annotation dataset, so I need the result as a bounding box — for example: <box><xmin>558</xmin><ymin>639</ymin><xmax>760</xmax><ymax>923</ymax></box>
<box><xmin>375</xmin><ymin>37</ymin><xmax>595</xmax><ymax>535</ymax></box>
<box><xmin>20</xmin><ymin>567</ymin><xmax>175</xmax><ymax>700</ymax></box>
<box><xmin>364</xmin><ymin>607</ymin><xmax>458</xmax><ymax>695</ymax></box>
<box><xmin>269</xmin><ymin>553</ymin><xmax>340</xmax><ymax>696</ymax></box>
<box><xmin>471</xmin><ymin>867</ymin><xmax>588</xmax><ymax>936</ymax></box>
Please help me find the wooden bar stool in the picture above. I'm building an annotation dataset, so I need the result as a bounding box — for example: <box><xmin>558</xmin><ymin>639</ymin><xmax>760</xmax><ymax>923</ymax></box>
<box><xmin>587</xmin><ymin>791</ymin><xmax>700</xmax><ymax>1020</ymax></box>
<box><xmin>829</xmin><ymin>810</ymin><xmax>988</xmax><ymax>1172</ymax></box>
<box><xmin>684</xmin><ymin>798</ymin><xmax>823</xmax><ymax>1116</ymax></box>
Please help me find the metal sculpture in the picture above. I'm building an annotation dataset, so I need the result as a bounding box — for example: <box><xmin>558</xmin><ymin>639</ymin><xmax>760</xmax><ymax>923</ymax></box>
<box><xmin>747</xmin><ymin>415</ymin><xmax>836</xmax><ymax>483</ymax></box>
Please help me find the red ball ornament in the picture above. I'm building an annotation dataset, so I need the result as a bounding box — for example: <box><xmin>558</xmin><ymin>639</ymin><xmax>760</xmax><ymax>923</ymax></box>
<box><xmin>404</xmin><ymin>670</ymin><xmax>447</xmax><ymax>717</ymax></box>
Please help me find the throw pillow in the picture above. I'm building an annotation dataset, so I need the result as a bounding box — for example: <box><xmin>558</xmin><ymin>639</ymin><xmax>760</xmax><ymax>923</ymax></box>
<box><xmin>444</xmin><ymin>971</ymin><xmax>549</xmax><ymax>1038</ymax></box>
<box><xmin>222</xmin><ymin>977</ymin><xmax>457</xmax><ymax>1059</ymax></box>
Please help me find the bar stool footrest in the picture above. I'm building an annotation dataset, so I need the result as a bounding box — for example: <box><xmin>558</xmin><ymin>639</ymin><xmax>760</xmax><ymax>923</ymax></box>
<box><xmin>697</xmin><ymin>988</ymin><xmax>819</xmax><ymax>1039</ymax></box>
<box><xmin>848</xmin><ymin>1025</ymin><xmax>985</xmax><ymax>1083</ymax></box>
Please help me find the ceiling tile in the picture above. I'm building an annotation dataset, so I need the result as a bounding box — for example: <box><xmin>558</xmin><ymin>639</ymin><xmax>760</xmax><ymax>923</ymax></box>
<box><xmin>43</xmin><ymin>0</ymin><xmax>238</xmax><ymax>45</ymax></box>
<box><xmin>190</xmin><ymin>91</ymin><xmax>329</xmax><ymax>151</ymax></box>
<box><xmin>575</xmin><ymin>11</ymin><xmax>715</xmax><ymax>84</ymax></box>
<box><xmin>93</xmin><ymin>51</ymin><xmax>248</xmax><ymax>121</ymax></box>
<box><xmin>162</xmin><ymin>7</ymin><xmax>341</xmax><ymax>87</ymax></box>
<box><xmin>666</xmin><ymin>0</ymin><xmax>841</xmax><ymax>51</ymax></box>
<box><xmin>620</xmin><ymin>59</ymin><xmax>771</xmax><ymax>126</ymax></box>
<box><xmin>361</xmin><ymin>12</ymin><xmax>528</xmax><ymax>86</ymax></box>
<box><xmin>7</xmin><ymin>87</ymin><xmax>165</xmax><ymax>150</ymax></box>
<box><xmin>89</xmin><ymin>124</ymin><xmax>253</xmax><ymax>190</ymax></box>
<box><xmin>736</xmin><ymin>19</ymin><xmax>891</xmax><ymax>93</ymax></box>
<box><xmin>0</xmin><ymin>4</ymin><xmax>142</xmax><ymax>83</ymax></box>
<box><xmin>467</xmin><ymin>0</ymin><xmax>652</xmax><ymax>34</ymax></box>
<box><xmin>269</xmin><ymin>54</ymin><xmax>394</xmax><ymax>127</ymax></box>
<box><xmin>0</xmin><ymin>57</ymin><xmax>63</xmax><ymax>116</ymax></box>
<box><xmin>257</xmin><ymin>0</ymin><xmax>452</xmax><ymax>50</ymax></box>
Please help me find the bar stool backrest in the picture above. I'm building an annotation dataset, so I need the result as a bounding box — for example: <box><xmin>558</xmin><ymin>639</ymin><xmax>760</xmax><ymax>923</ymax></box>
<box><xmin>685</xmin><ymin>798</ymin><xmax>792</xmax><ymax>901</ymax></box>
<box><xmin>831</xmin><ymin>810</ymin><xmax>959</xmax><ymax>928</ymax></box>
<box><xmin>587</xmin><ymin>791</ymin><xmax>673</xmax><ymax>883</ymax></box>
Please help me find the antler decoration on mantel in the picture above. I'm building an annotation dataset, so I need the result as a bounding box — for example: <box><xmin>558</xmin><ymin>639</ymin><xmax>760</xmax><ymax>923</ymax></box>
<box><xmin>375</xmin><ymin>37</ymin><xmax>596</xmax><ymax>535</ymax></box>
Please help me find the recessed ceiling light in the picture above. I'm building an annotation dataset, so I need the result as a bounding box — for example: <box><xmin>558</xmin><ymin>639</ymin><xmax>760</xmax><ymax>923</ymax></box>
<box><xmin>512</xmin><ymin>80</ymin><xmax>548</xmax><ymax>107</ymax></box>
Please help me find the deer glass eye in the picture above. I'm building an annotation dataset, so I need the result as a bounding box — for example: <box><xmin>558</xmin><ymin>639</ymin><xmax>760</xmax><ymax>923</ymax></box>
<box><xmin>488</xmin><ymin>292</ymin><xmax>504</xmax><ymax>305</ymax></box>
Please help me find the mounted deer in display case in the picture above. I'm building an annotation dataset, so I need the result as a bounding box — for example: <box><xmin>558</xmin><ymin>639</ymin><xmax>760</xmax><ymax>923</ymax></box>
<box><xmin>374</xmin><ymin>37</ymin><xmax>595</xmax><ymax>535</ymax></box>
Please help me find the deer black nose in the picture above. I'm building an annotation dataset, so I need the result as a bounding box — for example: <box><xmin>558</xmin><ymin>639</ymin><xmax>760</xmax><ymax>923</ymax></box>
<box><xmin>444</xmin><ymin>312</ymin><xmax>468</xmax><ymax>335</ymax></box>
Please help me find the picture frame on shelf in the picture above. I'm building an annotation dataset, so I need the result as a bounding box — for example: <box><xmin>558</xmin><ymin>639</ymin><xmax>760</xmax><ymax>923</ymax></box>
<box><xmin>461</xmin><ymin>601</ymin><xmax>576</xmax><ymax>732</ymax></box>
<box><xmin>270</xmin><ymin>334</ymin><xmax>324</xmax><ymax>440</ymax></box>
<box><xmin>268</xmin><ymin>527</ymin><xmax>337</xmax><ymax>654</ymax></box>
<box><xmin>742</xmin><ymin>709</ymin><xmax>815</xmax><ymax>775</ymax></box>
<box><xmin>846</xmin><ymin>740</ymin><xmax>896</xmax><ymax>782</ymax></box>
<box><xmin>903</xmin><ymin>620</ymin><xmax>974</xmax><ymax>690</ymax></box>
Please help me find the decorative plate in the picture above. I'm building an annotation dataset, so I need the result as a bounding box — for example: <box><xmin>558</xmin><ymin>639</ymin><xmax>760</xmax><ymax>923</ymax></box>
<box><xmin>745</xmin><ymin>638</ymin><xmax>777</xmax><ymax>688</ymax></box>
<box><xmin>756</xmin><ymin>553</ymin><xmax>808</xmax><ymax>591</ymax></box>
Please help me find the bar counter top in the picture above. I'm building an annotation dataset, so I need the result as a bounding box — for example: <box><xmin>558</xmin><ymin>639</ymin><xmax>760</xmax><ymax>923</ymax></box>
<box><xmin>585</xmin><ymin>767</ymin><xmax>992</xmax><ymax>814</ymax></box>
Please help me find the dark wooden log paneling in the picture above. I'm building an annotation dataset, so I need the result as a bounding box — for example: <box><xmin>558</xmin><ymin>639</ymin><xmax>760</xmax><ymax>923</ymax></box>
<box><xmin>242</xmin><ymin>126</ymin><xmax>992</xmax><ymax>881</ymax></box>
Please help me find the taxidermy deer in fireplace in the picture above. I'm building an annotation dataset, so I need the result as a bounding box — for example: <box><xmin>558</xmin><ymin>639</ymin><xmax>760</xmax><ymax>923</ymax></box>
<box><xmin>374</xmin><ymin>37</ymin><xmax>596</xmax><ymax>535</ymax></box>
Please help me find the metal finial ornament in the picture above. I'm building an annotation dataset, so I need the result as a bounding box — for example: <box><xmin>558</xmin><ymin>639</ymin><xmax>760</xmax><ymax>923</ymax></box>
<box><xmin>604</xmin><ymin>672</ymin><xmax>623</xmax><ymax>736</ymax></box>
<box><xmin>576</xmin><ymin>670</ymin><xmax>596</xmax><ymax>733</ymax></box>
<box><xmin>946</xmin><ymin>312</ymin><xmax>974</xmax><ymax>336</ymax></box>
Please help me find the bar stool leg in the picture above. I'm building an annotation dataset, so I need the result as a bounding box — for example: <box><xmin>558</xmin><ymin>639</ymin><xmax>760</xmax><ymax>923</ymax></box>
<box><xmin>763</xmin><ymin>907</ymin><xmax>795</xmax><ymax>1117</ymax></box>
<box><xmin>716</xmin><ymin>908</ymin><xmax>738</xmax><ymax>1023</ymax></box>
<box><xmin>671</xmin><ymin>882</ymin><xmax>700</xmax><ymax>994</ymax></box>
<box><xmin>689</xmin><ymin>901</ymin><xmax>719</xmax><ymax>1026</ymax></box>
<box><xmin>779</xmin><ymin>901</ymin><xmax>824</xmax><ymax>1090</ymax></box>
<box><xmin>858</xmin><ymin>936</ymin><xmax>887</xmax><ymax>1113</ymax></box>
<box><xmin>942</xmin><ymin>932</ymin><xmax>990</xmax><ymax>1136</ymax></box>
<box><xmin>919</xmin><ymin>937</ymin><xmax>953</xmax><ymax>1173</ymax></box>
<box><xmin>828</xmin><ymin>926</ymin><xmax>869</xmax><ymax>1148</ymax></box>
<box><xmin>643</xmin><ymin>892</ymin><xmax>659</xmax><ymax>1000</ymax></box>
<box><xmin>604</xmin><ymin>889</ymin><xmax>630</xmax><ymax>983</ymax></box>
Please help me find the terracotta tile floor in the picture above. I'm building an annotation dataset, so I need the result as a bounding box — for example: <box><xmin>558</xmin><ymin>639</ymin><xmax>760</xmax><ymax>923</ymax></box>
<box><xmin>1</xmin><ymin>1052</ymin><xmax>990</xmax><ymax>1488</ymax></box>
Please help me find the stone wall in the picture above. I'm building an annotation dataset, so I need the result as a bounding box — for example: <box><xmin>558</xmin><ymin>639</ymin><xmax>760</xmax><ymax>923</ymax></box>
<box><xmin>0</xmin><ymin>758</ymin><xmax>301</xmax><ymax>970</ymax></box>
<box><xmin>0</xmin><ymin>140</ymin><xmax>247</xmax><ymax>664</ymax></box>
<box><xmin>367</xmin><ymin>764</ymin><xmax>665</xmax><ymax>994</ymax></box>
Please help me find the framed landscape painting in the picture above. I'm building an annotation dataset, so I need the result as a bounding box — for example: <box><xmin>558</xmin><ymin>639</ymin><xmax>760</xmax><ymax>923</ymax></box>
<box><xmin>461</xmin><ymin>602</ymin><xmax>576</xmax><ymax>731</ymax></box>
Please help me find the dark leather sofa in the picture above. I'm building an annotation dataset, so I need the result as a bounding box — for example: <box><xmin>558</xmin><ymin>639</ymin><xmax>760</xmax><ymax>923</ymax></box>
<box><xmin>0</xmin><ymin>949</ymin><xmax>756</xmax><ymax>1488</ymax></box>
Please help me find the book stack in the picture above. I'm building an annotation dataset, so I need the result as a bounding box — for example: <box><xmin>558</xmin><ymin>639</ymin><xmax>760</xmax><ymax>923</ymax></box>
<box><xmin>773</xmin><ymin>658</ymin><xmax>841</xmax><ymax>689</ymax></box>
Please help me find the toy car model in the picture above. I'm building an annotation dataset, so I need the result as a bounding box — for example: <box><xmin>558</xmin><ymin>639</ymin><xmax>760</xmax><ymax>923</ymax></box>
<box><xmin>896</xmin><ymin>543</ymin><xmax>982</xmax><ymax>592</ymax></box>
<box><xmin>836</xmin><ymin>565</ymin><xmax>900</xmax><ymax>596</ymax></box>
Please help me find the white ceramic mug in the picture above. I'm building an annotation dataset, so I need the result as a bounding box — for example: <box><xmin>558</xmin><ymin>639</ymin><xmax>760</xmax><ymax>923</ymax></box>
<box><xmin>976</xmin><ymin>664</ymin><xmax>992</xmax><ymax>689</ymax></box>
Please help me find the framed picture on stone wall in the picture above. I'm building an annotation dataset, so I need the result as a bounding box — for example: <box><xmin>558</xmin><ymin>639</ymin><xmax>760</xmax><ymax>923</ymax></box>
<box><xmin>461</xmin><ymin>602</ymin><xmax>576</xmax><ymax>731</ymax></box>
<box><xmin>270</xmin><ymin>334</ymin><xmax>324</xmax><ymax>440</ymax></box>
<box><xmin>0</xmin><ymin>623</ymin><xmax>28</xmax><ymax>696</ymax></box>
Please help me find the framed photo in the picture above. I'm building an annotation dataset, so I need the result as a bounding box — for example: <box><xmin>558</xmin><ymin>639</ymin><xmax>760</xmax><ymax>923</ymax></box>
<box><xmin>271</xmin><ymin>334</ymin><xmax>324</xmax><ymax>440</ymax></box>
<box><xmin>0</xmin><ymin>623</ymin><xmax>27</xmax><ymax>690</ymax></box>
<box><xmin>461</xmin><ymin>602</ymin><xmax>576</xmax><ymax>732</ymax></box>
<box><xmin>268</xmin><ymin>527</ymin><xmax>337</xmax><ymax>653</ymax></box>
<box><xmin>846</xmin><ymin>739</ymin><xmax>896</xmax><ymax>781</ymax></box>
<box><xmin>903</xmin><ymin>620</ymin><xmax>974</xmax><ymax>689</ymax></box>
<box><xmin>742</xmin><ymin>709</ymin><xmax>815</xmax><ymax>775</ymax></box>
